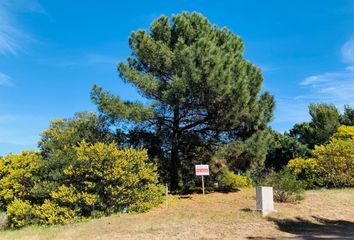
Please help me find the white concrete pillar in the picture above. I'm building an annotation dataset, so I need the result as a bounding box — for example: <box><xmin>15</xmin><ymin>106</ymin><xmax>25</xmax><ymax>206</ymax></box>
<box><xmin>256</xmin><ymin>186</ymin><xmax>274</xmax><ymax>216</ymax></box>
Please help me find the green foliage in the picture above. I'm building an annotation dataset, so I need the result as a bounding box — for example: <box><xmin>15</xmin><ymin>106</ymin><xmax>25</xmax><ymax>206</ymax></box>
<box><xmin>288</xmin><ymin>126</ymin><xmax>354</xmax><ymax>188</ymax></box>
<box><xmin>263</xmin><ymin>168</ymin><xmax>305</xmax><ymax>203</ymax></box>
<box><xmin>91</xmin><ymin>12</ymin><xmax>275</xmax><ymax>190</ymax></box>
<box><xmin>91</xmin><ymin>86</ymin><xmax>154</xmax><ymax>122</ymax></box>
<box><xmin>213</xmin><ymin>129</ymin><xmax>272</xmax><ymax>173</ymax></box>
<box><xmin>34</xmin><ymin>200</ymin><xmax>76</xmax><ymax>225</ymax></box>
<box><xmin>0</xmin><ymin>140</ymin><xmax>163</xmax><ymax>228</ymax></box>
<box><xmin>313</xmin><ymin>138</ymin><xmax>354</xmax><ymax>188</ymax></box>
<box><xmin>332</xmin><ymin>125</ymin><xmax>354</xmax><ymax>140</ymax></box>
<box><xmin>0</xmin><ymin>151</ymin><xmax>42</xmax><ymax>207</ymax></box>
<box><xmin>289</xmin><ymin>103</ymin><xmax>341</xmax><ymax>149</ymax></box>
<box><xmin>65</xmin><ymin>141</ymin><xmax>164</xmax><ymax>214</ymax></box>
<box><xmin>340</xmin><ymin>105</ymin><xmax>354</xmax><ymax>126</ymax></box>
<box><xmin>36</xmin><ymin>112</ymin><xmax>123</xmax><ymax>198</ymax></box>
<box><xmin>218</xmin><ymin>171</ymin><xmax>252</xmax><ymax>192</ymax></box>
<box><xmin>287</xmin><ymin>158</ymin><xmax>323</xmax><ymax>188</ymax></box>
<box><xmin>6</xmin><ymin>199</ymin><xmax>34</xmax><ymax>228</ymax></box>
<box><xmin>39</xmin><ymin>112</ymin><xmax>121</xmax><ymax>156</ymax></box>
<box><xmin>265</xmin><ymin>130</ymin><xmax>311</xmax><ymax>170</ymax></box>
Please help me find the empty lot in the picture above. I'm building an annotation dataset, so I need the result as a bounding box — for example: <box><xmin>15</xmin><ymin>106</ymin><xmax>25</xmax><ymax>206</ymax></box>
<box><xmin>1</xmin><ymin>188</ymin><xmax>353</xmax><ymax>240</ymax></box>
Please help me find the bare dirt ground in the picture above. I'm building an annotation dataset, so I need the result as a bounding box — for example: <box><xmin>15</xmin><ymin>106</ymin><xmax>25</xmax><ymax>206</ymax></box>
<box><xmin>0</xmin><ymin>188</ymin><xmax>353</xmax><ymax>240</ymax></box>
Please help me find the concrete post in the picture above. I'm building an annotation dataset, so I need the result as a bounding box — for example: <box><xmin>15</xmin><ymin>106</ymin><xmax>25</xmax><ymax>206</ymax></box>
<box><xmin>256</xmin><ymin>186</ymin><xmax>274</xmax><ymax>216</ymax></box>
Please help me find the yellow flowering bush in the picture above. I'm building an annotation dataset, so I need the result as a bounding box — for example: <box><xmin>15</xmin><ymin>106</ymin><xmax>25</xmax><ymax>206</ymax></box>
<box><xmin>6</xmin><ymin>198</ymin><xmax>34</xmax><ymax>228</ymax></box>
<box><xmin>0</xmin><ymin>151</ymin><xmax>41</xmax><ymax>207</ymax></box>
<box><xmin>66</xmin><ymin>141</ymin><xmax>164</xmax><ymax>213</ymax></box>
<box><xmin>34</xmin><ymin>200</ymin><xmax>76</xmax><ymax>225</ymax></box>
<box><xmin>287</xmin><ymin>157</ymin><xmax>323</xmax><ymax>188</ymax></box>
<box><xmin>313</xmin><ymin>138</ymin><xmax>354</xmax><ymax>187</ymax></box>
<box><xmin>218</xmin><ymin>171</ymin><xmax>252</xmax><ymax>192</ymax></box>
<box><xmin>0</xmin><ymin>141</ymin><xmax>163</xmax><ymax>228</ymax></box>
<box><xmin>288</xmin><ymin>126</ymin><xmax>354</xmax><ymax>188</ymax></box>
<box><xmin>332</xmin><ymin>125</ymin><xmax>354</xmax><ymax>140</ymax></box>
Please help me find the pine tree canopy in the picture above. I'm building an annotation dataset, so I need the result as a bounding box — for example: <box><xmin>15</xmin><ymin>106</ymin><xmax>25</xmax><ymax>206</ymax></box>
<box><xmin>91</xmin><ymin>12</ymin><xmax>275</xmax><ymax>190</ymax></box>
<box><xmin>289</xmin><ymin>103</ymin><xmax>341</xmax><ymax>149</ymax></box>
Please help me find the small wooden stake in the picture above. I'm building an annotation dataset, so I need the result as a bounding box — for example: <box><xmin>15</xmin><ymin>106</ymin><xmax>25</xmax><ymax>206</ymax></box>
<box><xmin>202</xmin><ymin>175</ymin><xmax>205</xmax><ymax>199</ymax></box>
<box><xmin>165</xmin><ymin>183</ymin><xmax>168</xmax><ymax>209</ymax></box>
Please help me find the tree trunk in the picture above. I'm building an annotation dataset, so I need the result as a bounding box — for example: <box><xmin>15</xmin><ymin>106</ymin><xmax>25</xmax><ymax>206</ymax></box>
<box><xmin>170</xmin><ymin>106</ymin><xmax>180</xmax><ymax>191</ymax></box>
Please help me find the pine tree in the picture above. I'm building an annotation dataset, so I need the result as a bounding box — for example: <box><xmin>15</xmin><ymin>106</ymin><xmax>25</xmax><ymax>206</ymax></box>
<box><xmin>290</xmin><ymin>103</ymin><xmax>341</xmax><ymax>148</ymax></box>
<box><xmin>91</xmin><ymin>12</ymin><xmax>275</xmax><ymax>190</ymax></box>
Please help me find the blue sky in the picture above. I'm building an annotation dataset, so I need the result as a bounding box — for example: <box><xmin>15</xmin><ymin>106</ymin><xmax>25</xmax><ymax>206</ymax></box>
<box><xmin>1</xmin><ymin>0</ymin><xmax>354</xmax><ymax>155</ymax></box>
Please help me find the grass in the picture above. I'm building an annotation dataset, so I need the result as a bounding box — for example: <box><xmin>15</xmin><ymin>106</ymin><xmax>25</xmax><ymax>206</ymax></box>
<box><xmin>0</xmin><ymin>188</ymin><xmax>353</xmax><ymax>240</ymax></box>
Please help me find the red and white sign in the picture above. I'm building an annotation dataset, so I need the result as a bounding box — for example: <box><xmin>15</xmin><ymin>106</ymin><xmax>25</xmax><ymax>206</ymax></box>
<box><xmin>195</xmin><ymin>164</ymin><xmax>209</xmax><ymax>176</ymax></box>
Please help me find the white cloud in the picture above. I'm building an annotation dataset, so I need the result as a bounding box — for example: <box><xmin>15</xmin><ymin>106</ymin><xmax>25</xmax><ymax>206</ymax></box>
<box><xmin>298</xmin><ymin>39</ymin><xmax>354</xmax><ymax>110</ymax></box>
<box><xmin>0</xmin><ymin>4</ymin><xmax>19</xmax><ymax>54</ymax></box>
<box><xmin>0</xmin><ymin>0</ymin><xmax>45</xmax><ymax>55</ymax></box>
<box><xmin>345</xmin><ymin>66</ymin><xmax>354</xmax><ymax>71</ymax></box>
<box><xmin>273</xmin><ymin>39</ymin><xmax>354</xmax><ymax>131</ymax></box>
<box><xmin>0</xmin><ymin>72</ymin><xmax>12</xmax><ymax>86</ymax></box>
<box><xmin>300</xmin><ymin>67</ymin><xmax>354</xmax><ymax>105</ymax></box>
<box><xmin>341</xmin><ymin>38</ymin><xmax>354</xmax><ymax>63</ymax></box>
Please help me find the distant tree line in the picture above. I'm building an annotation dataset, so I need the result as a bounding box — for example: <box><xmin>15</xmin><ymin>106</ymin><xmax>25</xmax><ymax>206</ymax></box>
<box><xmin>266</xmin><ymin>103</ymin><xmax>354</xmax><ymax>171</ymax></box>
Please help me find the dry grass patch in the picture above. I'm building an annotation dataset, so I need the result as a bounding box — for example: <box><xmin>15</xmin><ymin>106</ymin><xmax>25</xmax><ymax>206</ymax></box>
<box><xmin>0</xmin><ymin>188</ymin><xmax>353</xmax><ymax>240</ymax></box>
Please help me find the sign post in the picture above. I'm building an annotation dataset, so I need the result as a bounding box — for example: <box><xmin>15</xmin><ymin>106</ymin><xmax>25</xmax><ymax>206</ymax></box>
<box><xmin>195</xmin><ymin>164</ymin><xmax>209</xmax><ymax>198</ymax></box>
<box><xmin>202</xmin><ymin>174</ymin><xmax>205</xmax><ymax>197</ymax></box>
<box><xmin>165</xmin><ymin>183</ymin><xmax>168</xmax><ymax>209</ymax></box>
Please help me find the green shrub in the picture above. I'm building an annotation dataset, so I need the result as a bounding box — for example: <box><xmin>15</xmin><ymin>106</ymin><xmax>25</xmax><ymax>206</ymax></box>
<box><xmin>287</xmin><ymin>157</ymin><xmax>324</xmax><ymax>188</ymax></box>
<box><xmin>65</xmin><ymin>141</ymin><xmax>164</xmax><ymax>214</ymax></box>
<box><xmin>218</xmin><ymin>171</ymin><xmax>252</xmax><ymax>192</ymax></box>
<box><xmin>34</xmin><ymin>200</ymin><xmax>76</xmax><ymax>225</ymax></box>
<box><xmin>313</xmin><ymin>138</ymin><xmax>354</xmax><ymax>188</ymax></box>
<box><xmin>128</xmin><ymin>183</ymin><xmax>165</xmax><ymax>212</ymax></box>
<box><xmin>288</xmin><ymin>126</ymin><xmax>354</xmax><ymax>189</ymax></box>
<box><xmin>332</xmin><ymin>125</ymin><xmax>354</xmax><ymax>140</ymax></box>
<box><xmin>6</xmin><ymin>199</ymin><xmax>34</xmax><ymax>228</ymax></box>
<box><xmin>0</xmin><ymin>141</ymin><xmax>163</xmax><ymax>228</ymax></box>
<box><xmin>263</xmin><ymin>168</ymin><xmax>305</xmax><ymax>203</ymax></box>
<box><xmin>0</xmin><ymin>151</ymin><xmax>41</xmax><ymax>207</ymax></box>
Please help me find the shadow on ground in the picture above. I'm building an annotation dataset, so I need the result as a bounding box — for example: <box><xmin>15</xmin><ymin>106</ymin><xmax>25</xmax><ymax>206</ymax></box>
<box><xmin>248</xmin><ymin>216</ymin><xmax>354</xmax><ymax>240</ymax></box>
